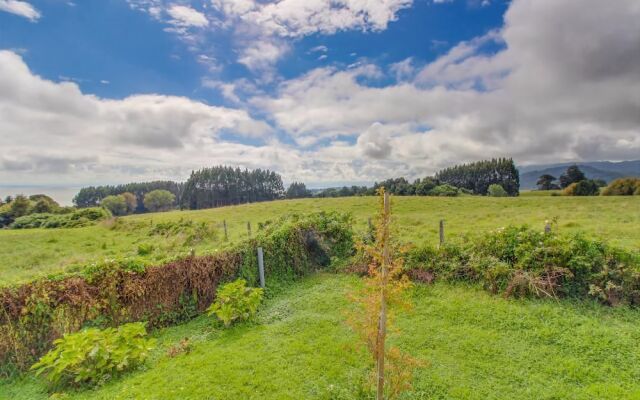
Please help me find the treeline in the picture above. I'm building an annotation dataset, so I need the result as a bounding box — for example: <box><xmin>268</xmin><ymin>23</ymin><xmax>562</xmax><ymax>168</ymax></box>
<box><xmin>435</xmin><ymin>158</ymin><xmax>519</xmax><ymax>196</ymax></box>
<box><xmin>181</xmin><ymin>166</ymin><xmax>284</xmax><ymax>209</ymax></box>
<box><xmin>314</xmin><ymin>159</ymin><xmax>520</xmax><ymax>198</ymax></box>
<box><xmin>74</xmin><ymin>181</ymin><xmax>183</xmax><ymax>212</ymax></box>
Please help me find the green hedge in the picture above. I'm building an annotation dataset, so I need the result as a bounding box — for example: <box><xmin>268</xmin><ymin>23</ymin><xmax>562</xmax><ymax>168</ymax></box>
<box><xmin>0</xmin><ymin>212</ymin><xmax>353</xmax><ymax>376</ymax></box>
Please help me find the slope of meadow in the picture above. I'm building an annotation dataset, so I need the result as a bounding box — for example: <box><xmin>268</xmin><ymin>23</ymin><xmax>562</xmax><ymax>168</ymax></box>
<box><xmin>2</xmin><ymin>274</ymin><xmax>639</xmax><ymax>400</ymax></box>
<box><xmin>1</xmin><ymin>193</ymin><xmax>639</xmax><ymax>286</ymax></box>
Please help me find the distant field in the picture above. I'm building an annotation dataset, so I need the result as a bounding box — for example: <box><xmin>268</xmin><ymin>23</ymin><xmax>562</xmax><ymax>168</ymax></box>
<box><xmin>3</xmin><ymin>274</ymin><xmax>640</xmax><ymax>399</ymax></box>
<box><xmin>1</xmin><ymin>194</ymin><xmax>638</xmax><ymax>285</ymax></box>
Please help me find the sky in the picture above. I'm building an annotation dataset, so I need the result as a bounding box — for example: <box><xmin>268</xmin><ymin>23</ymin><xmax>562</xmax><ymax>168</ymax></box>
<box><xmin>1</xmin><ymin>0</ymin><xmax>639</xmax><ymax>204</ymax></box>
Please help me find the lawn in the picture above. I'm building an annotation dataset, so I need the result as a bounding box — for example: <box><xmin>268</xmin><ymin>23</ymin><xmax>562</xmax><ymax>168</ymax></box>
<box><xmin>2</xmin><ymin>273</ymin><xmax>639</xmax><ymax>399</ymax></box>
<box><xmin>1</xmin><ymin>194</ymin><xmax>639</xmax><ymax>285</ymax></box>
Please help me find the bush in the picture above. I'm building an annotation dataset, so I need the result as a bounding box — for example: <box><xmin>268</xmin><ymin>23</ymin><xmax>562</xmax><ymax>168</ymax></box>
<box><xmin>601</xmin><ymin>177</ymin><xmax>640</xmax><ymax>196</ymax></box>
<box><xmin>404</xmin><ymin>225</ymin><xmax>640</xmax><ymax>305</ymax></box>
<box><xmin>207</xmin><ymin>279</ymin><xmax>264</xmax><ymax>326</ymax></box>
<box><xmin>562</xmin><ymin>180</ymin><xmax>600</xmax><ymax>196</ymax></box>
<box><xmin>101</xmin><ymin>195</ymin><xmax>128</xmax><ymax>216</ymax></box>
<box><xmin>31</xmin><ymin>322</ymin><xmax>155</xmax><ymax>387</ymax></box>
<box><xmin>487</xmin><ymin>184</ymin><xmax>508</xmax><ymax>197</ymax></box>
<box><xmin>429</xmin><ymin>184</ymin><xmax>459</xmax><ymax>197</ymax></box>
<box><xmin>10</xmin><ymin>207</ymin><xmax>111</xmax><ymax>229</ymax></box>
<box><xmin>143</xmin><ymin>190</ymin><xmax>175</xmax><ymax>212</ymax></box>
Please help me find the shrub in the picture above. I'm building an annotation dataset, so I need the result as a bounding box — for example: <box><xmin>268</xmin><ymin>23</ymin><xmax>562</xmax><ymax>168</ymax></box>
<box><xmin>100</xmin><ymin>195</ymin><xmax>128</xmax><ymax>216</ymax></box>
<box><xmin>207</xmin><ymin>279</ymin><xmax>264</xmax><ymax>326</ymax></box>
<box><xmin>31</xmin><ymin>322</ymin><xmax>155</xmax><ymax>388</ymax></box>
<box><xmin>487</xmin><ymin>184</ymin><xmax>508</xmax><ymax>197</ymax></box>
<box><xmin>562</xmin><ymin>180</ymin><xmax>600</xmax><ymax>196</ymax></box>
<box><xmin>429</xmin><ymin>184</ymin><xmax>459</xmax><ymax>197</ymax></box>
<box><xmin>10</xmin><ymin>207</ymin><xmax>111</xmax><ymax>229</ymax></box>
<box><xmin>601</xmin><ymin>177</ymin><xmax>640</xmax><ymax>196</ymax></box>
<box><xmin>143</xmin><ymin>190</ymin><xmax>175</xmax><ymax>212</ymax></box>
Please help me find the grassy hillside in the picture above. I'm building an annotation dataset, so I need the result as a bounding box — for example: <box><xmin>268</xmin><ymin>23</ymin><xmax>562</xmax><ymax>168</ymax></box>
<box><xmin>1</xmin><ymin>194</ymin><xmax>639</xmax><ymax>285</ymax></box>
<box><xmin>2</xmin><ymin>274</ymin><xmax>639</xmax><ymax>399</ymax></box>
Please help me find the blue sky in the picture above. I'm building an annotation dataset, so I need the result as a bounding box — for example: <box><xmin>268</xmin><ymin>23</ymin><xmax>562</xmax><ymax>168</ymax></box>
<box><xmin>1</xmin><ymin>0</ymin><xmax>639</xmax><ymax>204</ymax></box>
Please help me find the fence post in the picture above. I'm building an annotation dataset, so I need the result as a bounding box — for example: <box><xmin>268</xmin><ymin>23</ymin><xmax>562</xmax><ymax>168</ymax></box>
<box><xmin>257</xmin><ymin>247</ymin><xmax>265</xmax><ymax>289</ymax></box>
<box><xmin>439</xmin><ymin>219</ymin><xmax>445</xmax><ymax>246</ymax></box>
<box><xmin>223</xmin><ymin>220</ymin><xmax>228</xmax><ymax>241</ymax></box>
<box><xmin>247</xmin><ymin>221</ymin><xmax>252</xmax><ymax>238</ymax></box>
<box><xmin>544</xmin><ymin>221</ymin><xmax>551</xmax><ymax>234</ymax></box>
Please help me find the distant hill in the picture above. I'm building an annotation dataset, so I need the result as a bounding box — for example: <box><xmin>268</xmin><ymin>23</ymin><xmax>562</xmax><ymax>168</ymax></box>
<box><xmin>519</xmin><ymin>160</ymin><xmax>640</xmax><ymax>190</ymax></box>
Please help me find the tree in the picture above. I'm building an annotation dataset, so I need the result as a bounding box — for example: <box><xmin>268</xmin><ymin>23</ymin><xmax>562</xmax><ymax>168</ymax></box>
<box><xmin>143</xmin><ymin>190</ymin><xmax>176</xmax><ymax>212</ymax></box>
<box><xmin>487</xmin><ymin>184</ymin><xmax>508</xmax><ymax>197</ymax></box>
<box><xmin>536</xmin><ymin>174</ymin><xmax>559</xmax><ymax>190</ymax></box>
<box><xmin>601</xmin><ymin>178</ymin><xmax>640</xmax><ymax>196</ymax></box>
<box><xmin>435</xmin><ymin>158</ymin><xmax>520</xmax><ymax>196</ymax></box>
<box><xmin>559</xmin><ymin>165</ymin><xmax>586</xmax><ymax>188</ymax></box>
<box><xmin>10</xmin><ymin>195</ymin><xmax>31</xmax><ymax>218</ymax></box>
<box><xmin>563</xmin><ymin>180</ymin><xmax>600</xmax><ymax>196</ymax></box>
<box><xmin>101</xmin><ymin>195</ymin><xmax>128</xmax><ymax>216</ymax></box>
<box><xmin>121</xmin><ymin>192</ymin><xmax>137</xmax><ymax>214</ymax></box>
<box><xmin>286</xmin><ymin>182</ymin><xmax>311</xmax><ymax>199</ymax></box>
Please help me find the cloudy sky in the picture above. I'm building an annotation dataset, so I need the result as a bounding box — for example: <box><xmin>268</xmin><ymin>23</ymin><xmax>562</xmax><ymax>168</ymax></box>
<box><xmin>1</xmin><ymin>0</ymin><xmax>639</xmax><ymax>202</ymax></box>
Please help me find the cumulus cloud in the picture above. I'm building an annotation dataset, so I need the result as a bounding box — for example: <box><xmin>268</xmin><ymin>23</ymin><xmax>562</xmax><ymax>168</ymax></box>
<box><xmin>0</xmin><ymin>0</ymin><xmax>40</xmax><ymax>21</ymax></box>
<box><xmin>255</xmin><ymin>0</ymin><xmax>640</xmax><ymax>172</ymax></box>
<box><xmin>167</xmin><ymin>5</ymin><xmax>208</xmax><ymax>28</ymax></box>
<box><xmin>0</xmin><ymin>50</ymin><xmax>273</xmax><ymax>185</ymax></box>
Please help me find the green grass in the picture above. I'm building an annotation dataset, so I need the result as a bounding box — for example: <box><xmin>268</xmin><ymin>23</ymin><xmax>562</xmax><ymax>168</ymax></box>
<box><xmin>2</xmin><ymin>273</ymin><xmax>640</xmax><ymax>399</ymax></box>
<box><xmin>1</xmin><ymin>195</ymin><xmax>639</xmax><ymax>285</ymax></box>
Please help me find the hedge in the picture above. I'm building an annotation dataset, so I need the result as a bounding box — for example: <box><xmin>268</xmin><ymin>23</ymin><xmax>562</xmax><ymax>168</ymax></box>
<box><xmin>0</xmin><ymin>212</ymin><xmax>354</xmax><ymax>376</ymax></box>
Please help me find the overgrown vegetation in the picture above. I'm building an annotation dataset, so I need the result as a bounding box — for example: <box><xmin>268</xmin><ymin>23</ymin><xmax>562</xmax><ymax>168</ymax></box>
<box><xmin>10</xmin><ymin>207</ymin><xmax>111</xmax><ymax>229</ymax></box>
<box><xmin>404</xmin><ymin>225</ymin><xmax>640</xmax><ymax>305</ymax></box>
<box><xmin>31</xmin><ymin>322</ymin><xmax>155</xmax><ymax>388</ymax></box>
<box><xmin>601</xmin><ymin>177</ymin><xmax>640</xmax><ymax>196</ymax></box>
<box><xmin>0</xmin><ymin>212</ymin><xmax>353</xmax><ymax>375</ymax></box>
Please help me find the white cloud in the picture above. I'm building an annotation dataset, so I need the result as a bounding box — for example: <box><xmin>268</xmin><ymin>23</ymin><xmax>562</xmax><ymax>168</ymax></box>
<box><xmin>0</xmin><ymin>0</ymin><xmax>40</xmax><ymax>21</ymax></box>
<box><xmin>167</xmin><ymin>5</ymin><xmax>208</xmax><ymax>28</ymax></box>
<box><xmin>255</xmin><ymin>0</ymin><xmax>640</xmax><ymax>172</ymax></box>
<box><xmin>0</xmin><ymin>50</ymin><xmax>274</xmax><ymax>185</ymax></box>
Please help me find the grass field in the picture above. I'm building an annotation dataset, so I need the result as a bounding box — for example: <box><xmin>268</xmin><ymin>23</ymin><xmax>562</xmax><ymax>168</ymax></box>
<box><xmin>2</xmin><ymin>273</ymin><xmax>639</xmax><ymax>399</ymax></box>
<box><xmin>1</xmin><ymin>194</ymin><xmax>639</xmax><ymax>286</ymax></box>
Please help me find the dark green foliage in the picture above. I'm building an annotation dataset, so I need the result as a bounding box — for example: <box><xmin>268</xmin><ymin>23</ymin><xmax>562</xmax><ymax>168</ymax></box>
<box><xmin>435</xmin><ymin>158</ymin><xmax>520</xmax><ymax>196</ymax></box>
<box><xmin>10</xmin><ymin>207</ymin><xmax>111</xmax><ymax>229</ymax></box>
<box><xmin>31</xmin><ymin>322</ymin><xmax>155</xmax><ymax>388</ymax></box>
<box><xmin>286</xmin><ymin>182</ymin><xmax>312</xmax><ymax>199</ymax></box>
<box><xmin>559</xmin><ymin>165</ymin><xmax>586</xmax><ymax>188</ymax></box>
<box><xmin>414</xmin><ymin>177</ymin><xmax>438</xmax><ymax>195</ymax></box>
<box><xmin>404</xmin><ymin>226</ymin><xmax>640</xmax><ymax>304</ymax></box>
<box><xmin>315</xmin><ymin>185</ymin><xmax>369</xmax><ymax>197</ymax></box>
<box><xmin>73</xmin><ymin>181</ymin><xmax>183</xmax><ymax>212</ymax></box>
<box><xmin>601</xmin><ymin>177</ymin><xmax>640</xmax><ymax>196</ymax></box>
<box><xmin>181</xmin><ymin>166</ymin><xmax>285</xmax><ymax>209</ymax></box>
<box><xmin>563</xmin><ymin>179</ymin><xmax>600</xmax><ymax>196</ymax></box>
<box><xmin>536</xmin><ymin>174</ymin><xmax>559</xmax><ymax>190</ymax></box>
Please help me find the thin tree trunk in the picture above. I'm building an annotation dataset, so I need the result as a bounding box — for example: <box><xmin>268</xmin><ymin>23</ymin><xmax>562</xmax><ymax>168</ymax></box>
<box><xmin>377</xmin><ymin>192</ymin><xmax>390</xmax><ymax>400</ymax></box>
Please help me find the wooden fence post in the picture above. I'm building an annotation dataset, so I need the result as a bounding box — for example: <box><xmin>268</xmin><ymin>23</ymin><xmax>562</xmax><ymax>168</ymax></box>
<box><xmin>247</xmin><ymin>221</ymin><xmax>252</xmax><ymax>238</ymax></box>
<box><xmin>544</xmin><ymin>221</ymin><xmax>551</xmax><ymax>234</ymax></box>
<box><xmin>439</xmin><ymin>219</ymin><xmax>445</xmax><ymax>246</ymax></box>
<box><xmin>376</xmin><ymin>192</ymin><xmax>390</xmax><ymax>400</ymax></box>
<box><xmin>223</xmin><ymin>220</ymin><xmax>228</xmax><ymax>241</ymax></box>
<box><xmin>257</xmin><ymin>247</ymin><xmax>265</xmax><ymax>289</ymax></box>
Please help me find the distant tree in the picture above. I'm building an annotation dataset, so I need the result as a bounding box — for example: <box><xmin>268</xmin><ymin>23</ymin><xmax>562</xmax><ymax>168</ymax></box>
<box><xmin>144</xmin><ymin>190</ymin><xmax>176</xmax><ymax>212</ymax></box>
<box><xmin>101</xmin><ymin>195</ymin><xmax>128</xmax><ymax>216</ymax></box>
<box><xmin>414</xmin><ymin>177</ymin><xmax>438</xmax><ymax>195</ymax></box>
<box><xmin>32</xmin><ymin>199</ymin><xmax>55</xmax><ymax>214</ymax></box>
<box><xmin>429</xmin><ymin>184</ymin><xmax>459</xmax><ymax>197</ymax></box>
<box><xmin>435</xmin><ymin>158</ymin><xmax>519</xmax><ymax>196</ymax></box>
<box><xmin>601</xmin><ymin>178</ymin><xmax>640</xmax><ymax>196</ymax></box>
<box><xmin>487</xmin><ymin>184</ymin><xmax>508</xmax><ymax>197</ymax></box>
<box><xmin>286</xmin><ymin>182</ymin><xmax>311</xmax><ymax>199</ymax></box>
<box><xmin>4</xmin><ymin>196</ymin><xmax>13</xmax><ymax>204</ymax></box>
<box><xmin>592</xmin><ymin>179</ymin><xmax>607</xmax><ymax>188</ymax></box>
<box><xmin>559</xmin><ymin>165</ymin><xmax>586</xmax><ymax>188</ymax></box>
<box><xmin>563</xmin><ymin>180</ymin><xmax>600</xmax><ymax>196</ymax></box>
<box><xmin>536</xmin><ymin>174</ymin><xmax>560</xmax><ymax>190</ymax></box>
<box><xmin>10</xmin><ymin>195</ymin><xmax>31</xmax><ymax>218</ymax></box>
<box><xmin>121</xmin><ymin>192</ymin><xmax>137</xmax><ymax>214</ymax></box>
